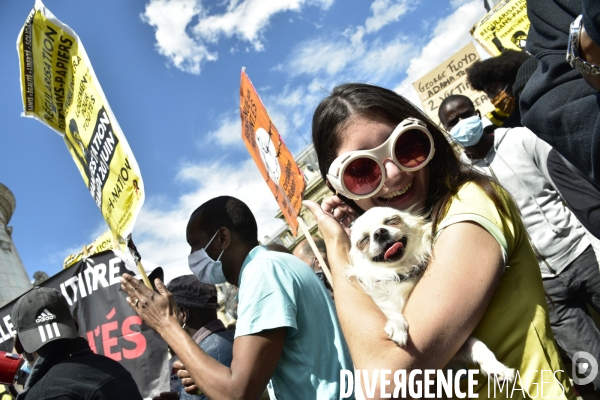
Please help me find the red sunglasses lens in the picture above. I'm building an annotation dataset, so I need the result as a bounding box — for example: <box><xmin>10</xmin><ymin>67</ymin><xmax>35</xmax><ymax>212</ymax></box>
<box><xmin>343</xmin><ymin>158</ymin><xmax>382</xmax><ymax>196</ymax></box>
<box><xmin>395</xmin><ymin>129</ymin><xmax>432</xmax><ymax>168</ymax></box>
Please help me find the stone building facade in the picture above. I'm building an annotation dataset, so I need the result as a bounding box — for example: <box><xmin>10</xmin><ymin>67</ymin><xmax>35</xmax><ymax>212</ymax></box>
<box><xmin>0</xmin><ymin>183</ymin><xmax>32</xmax><ymax>307</ymax></box>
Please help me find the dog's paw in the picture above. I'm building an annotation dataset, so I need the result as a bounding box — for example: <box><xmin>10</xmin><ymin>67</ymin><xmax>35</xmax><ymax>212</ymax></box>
<box><xmin>479</xmin><ymin>362</ymin><xmax>516</xmax><ymax>383</ymax></box>
<box><xmin>385</xmin><ymin>317</ymin><xmax>409</xmax><ymax>347</ymax></box>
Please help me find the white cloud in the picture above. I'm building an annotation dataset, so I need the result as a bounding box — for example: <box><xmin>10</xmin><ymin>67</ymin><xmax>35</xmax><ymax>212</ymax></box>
<box><xmin>205</xmin><ymin>112</ymin><xmax>243</xmax><ymax>147</ymax></box>
<box><xmin>280</xmin><ymin>0</ymin><xmax>420</xmax><ymax>85</ymax></box>
<box><xmin>142</xmin><ymin>0</ymin><xmax>333</xmax><ymax>74</ymax></box>
<box><xmin>393</xmin><ymin>0</ymin><xmax>487</xmax><ymax>106</ymax></box>
<box><xmin>286</xmin><ymin>35</ymin><xmax>414</xmax><ymax>83</ymax></box>
<box><xmin>356</xmin><ymin>37</ymin><xmax>416</xmax><ymax>78</ymax></box>
<box><xmin>365</xmin><ymin>0</ymin><xmax>415</xmax><ymax>33</ymax></box>
<box><xmin>141</xmin><ymin>0</ymin><xmax>216</xmax><ymax>74</ymax></box>
<box><xmin>132</xmin><ymin>157</ymin><xmax>284</xmax><ymax>281</ymax></box>
<box><xmin>349</xmin><ymin>0</ymin><xmax>415</xmax><ymax>43</ymax></box>
<box><xmin>287</xmin><ymin>38</ymin><xmax>357</xmax><ymax>77</ymax></box>
<box><xmin>195</xmin><ymin>1</ymin><xmax>307</xmax><ymax>49</ymax></box>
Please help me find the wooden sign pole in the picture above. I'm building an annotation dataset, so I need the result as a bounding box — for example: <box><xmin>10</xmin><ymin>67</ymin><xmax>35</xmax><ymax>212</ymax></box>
<box><xmin>112</xmin><ymin>233</ymin><xmax>152</xmax><ymax>289</ymax></box>
<box><xmin>297</xmin><ymin>217</ymin><xmax>333</xmax><ymax>287</ymax></box>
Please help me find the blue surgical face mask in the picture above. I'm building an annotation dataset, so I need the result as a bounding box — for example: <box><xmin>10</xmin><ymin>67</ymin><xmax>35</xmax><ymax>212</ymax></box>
<box><xmin>449</xmin><ymin>115</ymin><xmax>484</xmax><ymax>147</ymax></box>
<box><xmin>188</xmin><ymin>230</ymin><xmax>226</xmax><ymax>284</ymax></box>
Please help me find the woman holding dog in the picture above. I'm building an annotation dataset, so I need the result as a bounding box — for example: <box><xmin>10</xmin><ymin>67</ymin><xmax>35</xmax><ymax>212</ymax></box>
<box><xmin>303</xmin><ymin>83</ymin><xmax>574</xmax><ymax>399</ymax></box>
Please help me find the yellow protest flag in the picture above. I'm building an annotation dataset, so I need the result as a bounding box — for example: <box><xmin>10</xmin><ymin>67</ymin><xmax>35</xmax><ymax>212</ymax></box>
<box><xmin>239</xmin><ymin>69</ymin><xmax>305</xmax><ymax>236</ymax></box>
<box><xmin>17</xmin><ymin>0</ymin><xmax>144</xmax><ymax>243</ymax></box>
<box><xmin>470</xmin><ymin>0</ymin><xmax>529</xmax><ymax>56</ymax></box>
<box><xmin>63</xmin><ymin>230</ymin><xmax>115</xmax><ymax>269</ymax></box>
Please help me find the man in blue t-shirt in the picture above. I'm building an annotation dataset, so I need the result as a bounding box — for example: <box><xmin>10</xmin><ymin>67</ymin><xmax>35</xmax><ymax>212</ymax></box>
<box><xmin>122</xmin><ymin>196</ymin><xmax>352</xmax><ymax>400</ymax></box>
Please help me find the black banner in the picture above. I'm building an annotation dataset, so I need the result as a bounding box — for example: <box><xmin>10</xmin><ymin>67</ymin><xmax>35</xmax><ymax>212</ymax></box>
<box><xmin>0</xmin><ymin>250</ymin><xmax>169</xmax><ymax>398</ymax></box>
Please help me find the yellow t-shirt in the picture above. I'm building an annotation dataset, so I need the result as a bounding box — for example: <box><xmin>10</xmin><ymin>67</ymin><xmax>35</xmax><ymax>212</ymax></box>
<box><xmin>0</xmin><ymin>385</ymin><xmax>12</xmax><ymax>400</ymax></box>
<box><xmin>436</xmin><ymin>182</ymin><xmax>574</xmax><ymax>400</ymax></box>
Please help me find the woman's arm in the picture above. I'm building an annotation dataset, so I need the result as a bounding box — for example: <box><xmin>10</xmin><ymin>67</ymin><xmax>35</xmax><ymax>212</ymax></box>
<box><xmin>304</xmin><ymin>201</ymin><xmax>504</xmax><ymax>398</ymax></box>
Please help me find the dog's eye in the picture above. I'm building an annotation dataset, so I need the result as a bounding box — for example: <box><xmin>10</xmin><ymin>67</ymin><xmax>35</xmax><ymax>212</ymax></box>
<box><xmin>384</xmin><ymin>217</ymin><xmax>401</xmax><ymax>225</ymax></box>
<box><xmin>358</xmin><ymin>236</ymin><xmax>369</xmax><ymax>246</ymax></box>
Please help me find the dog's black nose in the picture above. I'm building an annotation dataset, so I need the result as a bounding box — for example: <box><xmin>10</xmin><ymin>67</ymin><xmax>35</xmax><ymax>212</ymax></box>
<box><xmin>373</xmin><ymin>228</ymin><xmax>389</xmax><ymax>242</ymax></box>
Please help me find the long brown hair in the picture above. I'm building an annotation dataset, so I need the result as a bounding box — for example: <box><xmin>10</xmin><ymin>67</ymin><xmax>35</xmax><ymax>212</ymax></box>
<box><xmin>311</xmin><ymin>83</ymin><xmax>508</xmax><ymax>229</ymax></box>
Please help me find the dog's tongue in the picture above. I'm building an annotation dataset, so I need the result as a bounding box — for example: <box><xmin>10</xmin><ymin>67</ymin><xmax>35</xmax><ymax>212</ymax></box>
<box><xmin>384</xmin><ymin>242</ymin><xmax>404</xmax><ymax>260</ymax></box>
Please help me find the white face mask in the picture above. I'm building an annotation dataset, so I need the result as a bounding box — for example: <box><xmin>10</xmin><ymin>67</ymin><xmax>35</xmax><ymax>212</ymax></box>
<box><xmin>188</xmin><ymin>230</ymin><xmax>226</xmax><ymax>284</ymax></box>
<box><xmin>449</xmin><ymin>115</ymin><xmax>484</xmax><ymax>147</ymax></box>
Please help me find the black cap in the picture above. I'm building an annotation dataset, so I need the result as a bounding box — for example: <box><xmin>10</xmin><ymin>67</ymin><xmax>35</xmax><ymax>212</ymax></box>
<box><xmin>167</xmin><ymin>275</ymin><xmax>218</xmax><ymax>309</ymax></box>
<box><xmin>12</xmin><ymin>287</ymin><xmax>78</xmax><ymax>353</ymax></box>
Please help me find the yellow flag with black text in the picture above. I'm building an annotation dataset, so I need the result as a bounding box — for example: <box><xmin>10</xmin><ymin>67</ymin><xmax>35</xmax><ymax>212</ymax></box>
<box><xmin>62</xmin><ymin>230</ymin><xmax>115</xmax><ymax>269</ymax></box>
<box><xmin>17</xmin><ymin>0</ymin><xmax>144</xmax><ymax>242</ymax></box>
<box><xmin>471</xmin><ymin>0</ymin><xmax>529</xmax><ymax>56</ymax></box>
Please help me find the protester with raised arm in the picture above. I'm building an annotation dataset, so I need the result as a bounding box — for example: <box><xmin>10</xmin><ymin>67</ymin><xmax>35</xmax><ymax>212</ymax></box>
<box><xmin>122</xmin><ymin>196</ymin><xmax>352</xmax><ymax>400</ymax></box>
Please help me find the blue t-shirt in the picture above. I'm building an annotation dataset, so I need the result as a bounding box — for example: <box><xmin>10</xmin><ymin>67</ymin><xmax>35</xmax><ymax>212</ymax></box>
<box><xmin>236</xmin><ymin>246</ymin><xmax>353</xmax><ymax>400</ymax></box>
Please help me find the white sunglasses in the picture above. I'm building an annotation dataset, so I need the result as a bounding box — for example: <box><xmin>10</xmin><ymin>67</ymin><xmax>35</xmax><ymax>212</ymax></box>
<box><xmin>327</xmin><ymin>118</ymin><xmax>435</xmax><ymax>200</ymax></box>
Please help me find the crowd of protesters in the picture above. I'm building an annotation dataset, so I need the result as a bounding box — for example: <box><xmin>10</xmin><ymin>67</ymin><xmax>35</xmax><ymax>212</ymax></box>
<box><xmin>5</xmin><ymin>0</ymin><xmax>600</xmax><ymax>399</ymax></box>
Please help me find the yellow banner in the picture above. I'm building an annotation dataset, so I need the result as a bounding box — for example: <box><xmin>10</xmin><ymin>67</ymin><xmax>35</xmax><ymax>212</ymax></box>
<box><xmin>17</xmin><ymin>0</ymin><xmax>144</xmax><ymax>242</ymax></box>
<box><xmin>240</xmin><ymin>69</ymin><xmax>305</xmax><ymax>236</ymax></box>
<box><xmin>470</xmin><ymin>0</ymin><xmax>529</xmax><ymax>56</ymax></box>
<box><xmin>412</xmin><ymin>42</ymin><xmax>494</xmax><ymax>127</ymax></box>
<box><xmin>63</xmin><ymin>230</ymin><xmax>115</xmax><ymax>269</ymax></box>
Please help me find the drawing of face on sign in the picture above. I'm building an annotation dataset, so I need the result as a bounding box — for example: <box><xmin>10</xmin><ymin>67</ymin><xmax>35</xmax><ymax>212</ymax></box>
<box><xmin>255</xmin><ymin>127</ymin><xmax>281</xmax><ymax>183</ymax></box>
<box><xmin>64</xmin><ymin>118</ymin><xmax>91</xmax><ymax>181</ymax></box>
<box><xmin>511</xmin><ymin>31</ymin><xmax>527</xmax><ymax>51</ymax></box>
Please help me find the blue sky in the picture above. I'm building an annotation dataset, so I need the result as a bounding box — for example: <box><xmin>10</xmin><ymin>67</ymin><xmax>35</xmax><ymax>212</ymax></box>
<box><xmin>1</xmin><ymin>0</ymin><xmax>488</xmax><ymax>281</ymax></box>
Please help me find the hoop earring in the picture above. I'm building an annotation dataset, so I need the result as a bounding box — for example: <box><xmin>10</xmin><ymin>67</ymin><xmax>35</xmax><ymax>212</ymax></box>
<box><xmin>180</xmin><ymin>307</ymin><xmax>188</xmax><ymax>329</ymax></box>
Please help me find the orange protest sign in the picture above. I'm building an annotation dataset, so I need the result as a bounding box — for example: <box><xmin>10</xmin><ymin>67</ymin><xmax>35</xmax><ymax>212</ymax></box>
<box><xmin>239</xmin><ymin>69</ymin><xmax>305</xmax><ymax>236</ymax></box>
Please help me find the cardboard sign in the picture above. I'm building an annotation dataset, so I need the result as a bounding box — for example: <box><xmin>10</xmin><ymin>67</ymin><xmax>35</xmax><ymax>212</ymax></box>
<box><xmin>17</xmin><ymin>0</ymin><xmax>144</xmax><ymax>242</ymax></box>
<box><xmin>0</xmin><ymin>251</ymin><xmax>169</xmax><ymax>398</ymax></box>
<box><xmin>239</xmin><ymin>70</ymin><xmax>305</xmax><ymax>236</ymax></box>
<box><xmin>412</xmin><ymin>42</ymin><xmax>494</xmax><ymax>127</ymax></box>
<box><xmin>471</xmin><ymin>0</ymin><xmax>529</xmax><ymax>56</ymax></box>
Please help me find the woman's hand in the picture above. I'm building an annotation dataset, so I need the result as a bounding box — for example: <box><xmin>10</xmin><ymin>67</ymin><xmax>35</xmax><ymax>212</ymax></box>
<box><xmin>319</xmin><ymin>195</ymin><xmax>357</xmax><ymax>235</ymax></box>
<box><xmin>120</xmin><ymin>274</ymin><xmax>180</xmax><ymax>336</ymax></box>
<box><xmin>302</xmin><ymin>199</ymin><xmax>351</xmax><ymax>276</ymax></box>
<box><xmin>303</xmin><ymin>199</ymin><xmax>351</xmax><ymax>244</ymax></box>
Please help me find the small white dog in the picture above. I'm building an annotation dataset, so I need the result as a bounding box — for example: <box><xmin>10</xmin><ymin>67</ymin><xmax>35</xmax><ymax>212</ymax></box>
<box><xmin>347</xmin><ymin>207</ymin><xmax>515</xmax><ymax>381</ymax></box>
